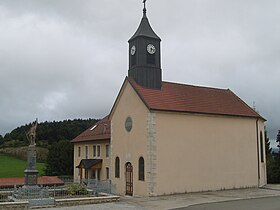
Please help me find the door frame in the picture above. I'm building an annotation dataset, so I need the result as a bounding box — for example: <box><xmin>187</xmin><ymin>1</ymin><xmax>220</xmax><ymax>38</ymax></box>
<box><xmin>125</xmin><ymin>162</ymin><xmax>133</xmax><ymax>196</ymax></box>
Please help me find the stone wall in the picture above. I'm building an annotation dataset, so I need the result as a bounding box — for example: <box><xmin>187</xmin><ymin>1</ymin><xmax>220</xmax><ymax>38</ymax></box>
<box><xmin>55</xmin><ymin>195</ymin><xmax>120</xmax><ymax>207</ymax></box>
<box><xmin>0</xmin><ymin>201</ymin><xmax>28</xmax><ymax>210</ymax></box>
<box><xmin>0</xmin><ymin>195</ymin><xmax>119</xmax><ymax>209</ymax></box>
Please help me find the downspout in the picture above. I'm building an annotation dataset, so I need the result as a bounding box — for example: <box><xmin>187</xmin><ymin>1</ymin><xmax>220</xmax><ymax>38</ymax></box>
<box><xmin>256</xmin><ymin>118</ymin><xmax>260</xmax><ymax>186</ymax></box>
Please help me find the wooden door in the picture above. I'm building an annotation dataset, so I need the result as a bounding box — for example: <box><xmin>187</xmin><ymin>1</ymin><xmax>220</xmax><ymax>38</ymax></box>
<box><xmin>125</xmin><ymin>162</ymin><xmax>133</xmax><ymax>196</ymax></box>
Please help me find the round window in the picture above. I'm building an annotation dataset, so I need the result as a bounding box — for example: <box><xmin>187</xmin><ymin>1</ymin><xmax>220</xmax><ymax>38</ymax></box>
<box><xmin>125</xmin><ymin>117</ymin><xmax>133</xmax><ymax>132</ymax></box>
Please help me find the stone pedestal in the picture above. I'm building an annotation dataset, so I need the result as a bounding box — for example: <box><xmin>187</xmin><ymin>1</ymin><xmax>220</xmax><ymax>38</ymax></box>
<box><xmin>24</xmin><ymin>145</ymin><xmax>38</xmax><ymax>186</ymax></box>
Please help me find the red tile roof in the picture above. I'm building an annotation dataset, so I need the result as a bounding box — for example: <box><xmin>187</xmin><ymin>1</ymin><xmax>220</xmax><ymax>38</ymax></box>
<box><xmin>128</xmin><ymin>77</ymin><xmax>263</xmax><ymax>119</ymax></box>
<box><xmin>71</xmin><ymin>115</ymin><xmax>110</xmax><ymax>143</ymax></box>
<box><xmin>0</xmin><ymin>176</ymin><xmax>64</xmax><ymax>188</ymax></box>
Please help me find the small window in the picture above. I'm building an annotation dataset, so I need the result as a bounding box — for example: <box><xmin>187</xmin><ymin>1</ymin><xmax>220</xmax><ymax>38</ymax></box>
<box><xmin>78</xmin><ymin>146</ymin><xmax>81</xmax><ymax>157</ymax></box>
<box><xmin>115</xmin><ymin>157</ymin><xmax>120</xmax><ymax>178</ymax></box>
<box><xmin>106</xmin><ymin>144</ymin><xmax>110</xmax><ymax>158</ymax></box>
<box><xmin>106</xmin><ymin>167</ymin><xmax>109</xmax><ymax>180</ymax></box>
<box><xmin>260</xmin><ymin>131</ymin><xmax>264</xmax><ymax>163</ymax></box>
<box><xmin>139</xmin><ymin>157</ymin><xmax>145</xmax><ymax>181</ymax></box>
<box><xmin>97</xmin><ymin>145</ymin><xmax>101</xmax><ymax>157</ymax></box>
<box><xmin>93</xmin><ymin>145</ymin><xmax>96</xmax><ymax>158</ymax></box>
<box><xmin>85</xmin><ymin>145</ymin><xmax>88</xmax><ymax>159</ymax></box>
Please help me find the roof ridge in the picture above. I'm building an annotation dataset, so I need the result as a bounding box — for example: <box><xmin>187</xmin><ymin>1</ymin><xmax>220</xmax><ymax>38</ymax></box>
<box><xmin>162</xmin><ymin>80</ymin><xmax>229</xmax><ymax>91</ymax></box>
<box><xmin>71</xmin><ymin>115</ymin><xmax>111</xmax><ymax>143</ymax></box>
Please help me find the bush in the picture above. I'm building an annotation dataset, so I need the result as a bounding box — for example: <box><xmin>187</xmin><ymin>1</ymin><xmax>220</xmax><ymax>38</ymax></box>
<box><xmin>0</xmin><ymin>193</ymin><xmax>8</xmax><ymax>202</ymax></box>
<box><xmin>66</xmin><ymin>183</ymin><xmax>87</xmax><ymax>196</ymax></box>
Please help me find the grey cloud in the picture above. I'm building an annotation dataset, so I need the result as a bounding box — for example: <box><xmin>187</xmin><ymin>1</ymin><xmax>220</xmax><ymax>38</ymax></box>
<box><xmin>0</xmin><ymin>0</ymin><xmax>279</xmax><ymax>146</ymax></box>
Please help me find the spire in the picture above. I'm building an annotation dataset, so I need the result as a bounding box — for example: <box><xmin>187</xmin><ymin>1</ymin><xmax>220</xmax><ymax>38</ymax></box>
<box><xmin>143</xmin><ymin>0</ymin><xmax>147</xmax><ymax>16</ymax></box>
<box><xmin>128</xmin><ymin>0</ymin><xmax>161</xmax><ymax>41</ymax></box>
<box><xmin>128</xmin><ymin>0</ymin><xmax>162</xmax><ymax>89</ymax></box>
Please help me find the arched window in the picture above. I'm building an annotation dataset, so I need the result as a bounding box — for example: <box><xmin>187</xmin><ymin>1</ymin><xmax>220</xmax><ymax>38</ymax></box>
<box><xmin>260</xmin><ymin>131</ymin><xmax>264</xmax><ymax>163</ymax></box>
<box><xmin>115</xmin><ymin>157</ymin><xmax>120</xmax><ymax>178</ymax></box>
<box><xmin>138</xmin><ymin>157</ymin><xmax>145</xmax><ymax>181</ymax></box>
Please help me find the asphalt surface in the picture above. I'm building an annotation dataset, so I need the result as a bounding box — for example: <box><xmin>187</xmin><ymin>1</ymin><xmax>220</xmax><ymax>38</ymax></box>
<box><xmin>173</xmin><ymin>196</ymin><xmax>280</xmax><ymax>210</ymax></box>
<box><xmin>42</xmin><ymin>186</ymin><xmax>280</xmax><ymax>210</ymax></box>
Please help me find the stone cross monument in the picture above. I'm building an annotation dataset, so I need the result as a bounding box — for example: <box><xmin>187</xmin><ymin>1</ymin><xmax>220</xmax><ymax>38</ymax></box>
<box><xmin>10</xmin><ymin>119</ymin><xmax>55</xmax><ymax>206</ymax></box>
<box><xmin>24</xmin><ymin>119</ymin><xmax>39</xmax><ymax>186</ymax></box>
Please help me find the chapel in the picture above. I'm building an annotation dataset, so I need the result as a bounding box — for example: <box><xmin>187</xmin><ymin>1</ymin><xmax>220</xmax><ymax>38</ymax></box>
<box><xmin>72</xmin><ymin>2</ymin><xmax>267</xmax><ymax>196</ymax></box>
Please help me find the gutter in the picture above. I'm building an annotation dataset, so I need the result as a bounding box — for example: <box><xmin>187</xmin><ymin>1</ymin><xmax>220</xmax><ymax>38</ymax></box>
<box><xmin>256</xmin><ymin>118</ymin><xmax>260</xmax><ymax>185</ymax></box>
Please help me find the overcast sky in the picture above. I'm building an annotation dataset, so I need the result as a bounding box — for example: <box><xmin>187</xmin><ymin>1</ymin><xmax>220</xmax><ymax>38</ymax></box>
<box><xmin>0</xmin><ymin>0</ymin><xmax>279</xmax><ymax>147</ymax></box>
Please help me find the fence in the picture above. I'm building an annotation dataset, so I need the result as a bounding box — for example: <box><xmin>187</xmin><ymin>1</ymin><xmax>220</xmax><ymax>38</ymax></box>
<box><xmin>0</xmin><ymin>177</ymin><xmax>114</xmax><ymax>202</ymax></box>
<box><xmin>50</xmin><ymin>185</ymin><xmax>96</xmax><ymax>199</ymax></box>
<box><xmin>0</xmin><ymin>185</ymin><xmax>93</xmax><ymax>202</ymax></box>
<box><xmin>0</xmin><ymin>185</ymin><xmax>120</xmax><ymax>208</ymax></box>
<box><xmin>83</xmin><ymin>179</ymin><xmax>113</xmax><ymax>194</ymax></box>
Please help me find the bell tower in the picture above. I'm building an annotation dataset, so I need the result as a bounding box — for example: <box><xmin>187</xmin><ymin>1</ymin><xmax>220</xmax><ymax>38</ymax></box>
<box><xmin>128</xmin><ymin>1</ymin><xmax>162</xmax><ymax>89</ymax></box>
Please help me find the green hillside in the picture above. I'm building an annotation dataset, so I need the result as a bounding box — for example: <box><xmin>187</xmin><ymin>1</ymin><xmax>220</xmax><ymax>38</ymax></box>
<box><xmin>0</xmin><ymin>154</ymin><xmax>45</xmax><ymax>178</ymax></box>
<box><xmin>0</xmin><ymin>118</ymin><xmax>99</xmax><ymax>177</ymax></box>
<box><xmin>1</xmin><ymin>118</ymin><xmax>99</xmax><ymax>147</ymax></box>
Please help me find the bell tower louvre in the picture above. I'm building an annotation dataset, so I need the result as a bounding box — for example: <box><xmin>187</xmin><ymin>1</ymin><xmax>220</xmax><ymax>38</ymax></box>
<box><xmin>128</xmin><ymin>0</ymin><xmax>162</xmax><ymax>89</ymax></box>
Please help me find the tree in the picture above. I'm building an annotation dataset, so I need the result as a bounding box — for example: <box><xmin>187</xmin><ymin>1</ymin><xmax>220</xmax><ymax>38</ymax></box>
<box><xmin>277</xmin><ymin>130</ymin><xmax>280</xmax><ymax>153</ymax></box>
<box><xmin>267</xmin><ymin>130</ymin><xmax>280</xmax><ymax>183</ymax></box>
<box><xmin>44</xmin><ymin>140</ymin><xmax>74</xmax><ymax>176</ymax></box>
<box><xmin>0</xmin><ymin>135</ymin><xmax>3</xmax><ymax>145</ymax></box>
<box><xmin>266</xmin><ymin>129</ymin><xmax>277</xmax><ymax>183</ymax></box>
<box><xmin>1</xmin><ymin>118</ymin><xmax>99</xmax><ymax>147</ymax></box>
<box><xmin>265</xmin><ymin>128</ymin><xmax>272</xmax><ymax>156</ymax></box>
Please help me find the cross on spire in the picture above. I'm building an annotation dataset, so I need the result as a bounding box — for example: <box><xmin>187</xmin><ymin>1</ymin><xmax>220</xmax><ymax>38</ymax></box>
<box><xmin>143</xmin><ymin>0</ymin><xmax>147</xmax><ymax>15</ymax></box>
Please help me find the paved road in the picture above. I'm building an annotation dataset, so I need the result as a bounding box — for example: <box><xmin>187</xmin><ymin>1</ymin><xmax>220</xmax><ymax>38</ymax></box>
<box><xmin>42</xmin><ymin>187</ymin><xmax>280</xmax><ymax>210</ymax></box>
<box><xmin>173</xmin><ymin>196</ymin><xmax>280</xmax><ymax>210</ymax></box>
<box><xmin>43</xmin><ymin>202</ymin><xmax>145</xmax><ymax>210</ymax></box>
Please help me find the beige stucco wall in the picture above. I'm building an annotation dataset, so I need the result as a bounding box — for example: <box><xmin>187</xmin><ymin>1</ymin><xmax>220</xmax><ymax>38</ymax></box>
<box><xmin>110</xmin><ymin>81</ymin><xmax>149</xmax><ymax>196</ymax></box>
<box><xmin>110</xmin><ymin>80</ymin><xmax>266</xmax><ymax>196</ymax></box>
<box><xmin>73</xmin><ymin>141</ymin><xmax>110</xmax><ymax>183</ymax></box>
<box><xmin>154</xmin><ymin>111</ymin><xmax>266</xmax><ymax>195</ymax></box>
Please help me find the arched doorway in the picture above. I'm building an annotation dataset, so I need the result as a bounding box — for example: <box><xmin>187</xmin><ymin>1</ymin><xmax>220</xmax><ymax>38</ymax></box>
<box><xmin>125</xmin><ymin>162</ymin><xmax>133</xmax><ymax>196</ymax></box>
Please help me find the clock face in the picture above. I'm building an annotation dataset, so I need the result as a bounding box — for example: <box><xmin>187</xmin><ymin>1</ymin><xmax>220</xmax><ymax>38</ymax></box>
<box><xmin>147</xmin><ymin>44</ymin><xmax>156</xmax><ymax>54</ymax></box>
<box><xmin>131</xmin><ymin>45</ymin><xmax>136</xmax><ymax>55</ymax></box>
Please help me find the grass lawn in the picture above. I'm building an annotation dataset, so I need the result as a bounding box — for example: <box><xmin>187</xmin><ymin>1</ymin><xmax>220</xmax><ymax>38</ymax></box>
<box><xmin>0</xmin><ymin>154</ymin><xmax>45</xmax><ymax>178</ymax></box>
